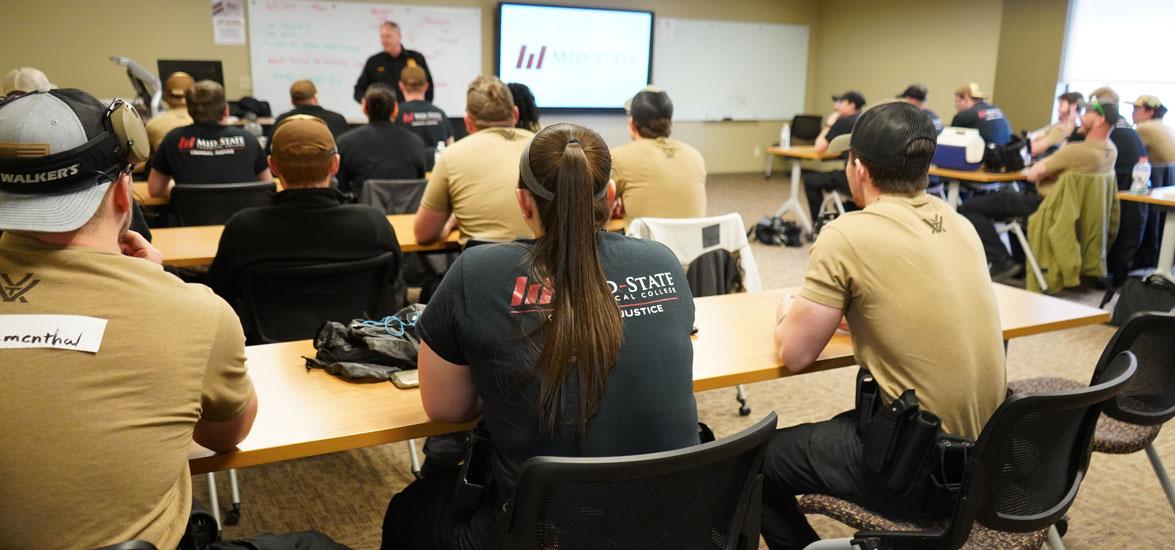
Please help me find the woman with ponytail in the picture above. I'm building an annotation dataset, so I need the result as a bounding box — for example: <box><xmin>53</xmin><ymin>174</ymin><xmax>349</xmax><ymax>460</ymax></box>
<box><xmin>382</xmin><ymin>123</ymin><xmax>699</xmax><ymax>549</ymax></box>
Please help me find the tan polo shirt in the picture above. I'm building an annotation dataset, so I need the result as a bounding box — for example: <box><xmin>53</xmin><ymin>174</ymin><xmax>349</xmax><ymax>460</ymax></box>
<box><xmin>0</xmin><ymin>233</ymin><xmax>254</xmax><ymax>549</ymax></box>
<box><xmin>1033</xmin><ymin>121</ymin><xmax>1074</xmax><ymax>154</ymax></box>
<box><xmin>421</xmin><ymin>126</ymin><xmax>535</xmax><ymax>243</ymax></box>
<box><xmin>1136</xmin><ymin>119</ymin><xmax>1175</xmax><ymax>164</ymax></box>
<box><xmin>1037</xmin><ymin>138</ymin><xmax>1117</xmax><ymax>193</ymax></box>
<box><xmin>145</xmin><ymin>107</ymin><xmax>194</xmax><ymax>155</ymax></box>
<box><xmin>611</xmin><ymin>137</ymin><xmax>707</xmax><ymax>224</ymax></box>
<box><xmin>799</xmin><ymin>193</ymin><xmax>1005</xmax><ymax>439</ymax></box>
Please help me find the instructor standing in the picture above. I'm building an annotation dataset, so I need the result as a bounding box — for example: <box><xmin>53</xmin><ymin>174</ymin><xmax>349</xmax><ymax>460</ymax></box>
<box><xmin>354</xmin><ymin>21</ymin><xmax>434</xmax><ymax>104</ymax></box>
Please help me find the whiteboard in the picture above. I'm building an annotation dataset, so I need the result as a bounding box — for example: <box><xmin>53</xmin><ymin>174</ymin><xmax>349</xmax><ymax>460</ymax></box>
<box><xmin>247</xmin><ymin>0</ymin><xmax>481</xmax><ymax>120</ymax></box>
<box><xmin>653</xmin><ymin>18</ymin><xmax>808</xmax><ymax>121</ymax></box>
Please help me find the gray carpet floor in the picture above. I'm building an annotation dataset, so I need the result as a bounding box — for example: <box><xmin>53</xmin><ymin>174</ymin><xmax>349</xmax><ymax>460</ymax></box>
<box><xmin>198</xmin><ymin>173</ymin><xmax>1175</xmax><ymax>549</ymax></box>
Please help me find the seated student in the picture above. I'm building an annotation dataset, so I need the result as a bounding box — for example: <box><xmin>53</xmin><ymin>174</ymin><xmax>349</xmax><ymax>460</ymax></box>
<box><xmin>0</xmin><ymin>89</ymin><xmax>258</xmax><ymax>549</ymax></box>
<box><xmin>415</xmin><ymin>75</ymin><xmax>535</xmax><ymax>246</ymax></box>
<box><xmin>205</xmin><ymin>115</ymin><xmax>402</xmax><ymax>322</ymax></box>
<box><xmin>336</xmin><ymin>84</ymin><xmax>427</xmax><ymax>197</ymax></box>
<box><xmin>960</xmin><ymin>92</ymin><xmax>1118</xmax><ymax>280</ymax></box>
<box><xmin>610</xmin><ymin>86</ymin><xmax>707</xmax><ymax>224</ymax></box>
<box><xmin>397</xmin><ymin>65</ymin><xmax>454</xmax><ymax>149</ymax></box>
<box><xmin>147</xmin><ymin>80</ymin><xmax>271</xmax><ymax>198</ymax></box>
<box><xmin>898</xmin><ymin>84</ymin><xmax>943</xmax><ymax>133</ymax></box>
<box><xmin>382</xmin><ymin>123</ymin><xmax>699</xmax><ymax>549</ymax></box>
<box><xmin>145</xmin><ymin>71</ymin><xmax>195</xmax><ymax>156</ymax></box>
<box><xmin>2</xmin><ymin>66</ymin><xmax>53</xmax><ymax>97</ymax></box>
<box><xmin>1030</xmin><ymin>92</ymin><xmax>1084</xmax><ymax>158</ymax></box>
<box><xmin>764</xmin><ymin>102</ymin><xmax>1005</xmax><ymax>549</ymax></box>
<box><xmin>508</xmin><ymin>81</ymin><xmax>541</xmax><ymax>132</ymax></box>
<box><xmin>950</xmin><ymin>82</ymin><xmax>1013</xmax><ymax>146</ymax></box>
<box><xmin>803</xmin><ymin>91</ymin><xmax>864</xmax><ymax>221</ymax></box>
<box><xmin>1073</xmin><ymin>87</ymin><xmax>1147</xmax><ymax>288</ymax></box>
<box><xmin>1131</xmin><ymin>94</ymin><xmax>1175</xmax><ymax>270</ymax></box>
<box><xmin>274</xmin><ymin>79</ymin><xmax>350</xmax><ymax>138</ymax></box>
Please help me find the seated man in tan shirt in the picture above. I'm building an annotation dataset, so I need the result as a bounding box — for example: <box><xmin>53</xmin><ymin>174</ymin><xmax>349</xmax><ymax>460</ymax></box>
<box><xmin>1030</xmin><ymin>91</ymin><xmax>1084</xmax><ymax>158</ymax></box>
<box><xmin>414</xmin><ymin>75</ymin><xmax>534</xmax><ymax>246</ymax></box>
<box><xmin>145</xmin><ymin>71</ymin><xmax>195</xmax><ymax>157</ymax></box>
<box><xmin>0</xmin><ymin>89</ymin><xmax>257</xmax><ymax>549</ymax></box>
<box><xmin>610</xmin><ymin>87</ymin><xmax>707</xmax><ymax>224</ymax></box>
<box><xmin>961</xmin><ymin>92</ymin><xmax>1118</xmax><ymax>280</ymax></box>
<box><xmin>762</xmin><ymin>102</ymin><xmax>1006</xmax><ymax>549</ymax></box>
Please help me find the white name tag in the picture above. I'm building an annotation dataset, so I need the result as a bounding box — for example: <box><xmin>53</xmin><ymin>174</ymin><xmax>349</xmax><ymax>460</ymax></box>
<box><xmin>0</xmin><ymin>315</ymin><xmax>108</xmax><ymax>353</ymax></box>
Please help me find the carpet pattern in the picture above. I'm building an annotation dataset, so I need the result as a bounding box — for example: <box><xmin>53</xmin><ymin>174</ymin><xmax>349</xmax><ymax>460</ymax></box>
<box><xmin>198</xmin><ymin>173</ymin><xmax>1175</xmax><ymax>549</ymax></box>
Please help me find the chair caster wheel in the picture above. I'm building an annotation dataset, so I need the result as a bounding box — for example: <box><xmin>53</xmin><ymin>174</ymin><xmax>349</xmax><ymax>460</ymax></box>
<box><xmin>739</xmin><ymin>405</ymin><xmax>752</xmax><ymax>416</ymax></box>
<box><xmin>224</xmin><ymin>505</ymin><xmax>241</xmax><ymax>526</ymax></box>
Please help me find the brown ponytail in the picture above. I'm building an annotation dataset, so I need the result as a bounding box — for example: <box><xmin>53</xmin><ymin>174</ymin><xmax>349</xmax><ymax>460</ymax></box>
<box><xmin>519</xmin><ymin>123</ymin><xmax>621</xmax><ymax>438</ymax></box>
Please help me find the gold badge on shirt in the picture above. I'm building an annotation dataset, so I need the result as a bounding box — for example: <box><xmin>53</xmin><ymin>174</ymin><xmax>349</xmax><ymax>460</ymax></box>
<box><xmin>377</xmin><ymin>66</ymin><xmax>385</xmax><ymax>72</ymax></box>
<box><xmin>407</xmin><ymin>59</ymin><xmax>418</xmax><ymax>67</ymax></box>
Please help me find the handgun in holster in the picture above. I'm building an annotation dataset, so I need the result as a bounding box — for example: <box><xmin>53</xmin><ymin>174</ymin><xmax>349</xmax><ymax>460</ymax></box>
<box><xmin>452</xmin><ymin>423</ymin><xmax>494</xmax><ymax>520</ymax></box>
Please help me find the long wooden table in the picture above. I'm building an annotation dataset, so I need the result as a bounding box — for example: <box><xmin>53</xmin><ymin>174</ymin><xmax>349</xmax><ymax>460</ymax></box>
<box><xmin>189</xmin><ymin>284</ymin><xmax>1109</xmax><ymax>474</ymax></box>
<box><xmin>1119</xmin><ymin>186</ymin><xmax>1175</xmax><ymax>283</ymax></box>
<box><xmin>765</xmin><ymin>146</ymin><xmax>844</xmax><ymax>234</ymax></box>
<box><xmin>929</xmin><ymin>166</ymin><xmax>1026</xmax><ymax>208</ymax></box>
<box><xmin>155</xmin><ymin>217</ymin><xmax>628</xmax><ymax>267</ymax></box>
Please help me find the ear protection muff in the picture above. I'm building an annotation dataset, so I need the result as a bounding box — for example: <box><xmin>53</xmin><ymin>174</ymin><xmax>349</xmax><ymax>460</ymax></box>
<box><xmin>104</xmin><ymin>99</ymin><xmax>149</xmax><ymax>165</ymax></box>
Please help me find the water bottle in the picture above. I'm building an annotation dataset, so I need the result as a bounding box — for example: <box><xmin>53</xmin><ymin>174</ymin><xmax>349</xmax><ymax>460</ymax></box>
<box><xmin>244</xmin><ymin>113</ymin><xmax>266</xmax><ymax>149</ymax></box>
<box><xmin>779</xmin><ymin>123</ymin><xmax>791</xmax><ymax>149</ymax></box>
<box><xmin>434</xmin><ymin>141</ymin><xmax>446</xmax><ymax>168</ymax></box>
<box><xmin>1132</xmin><ymin>156</ymin><xmax>1152</xmax><ymax>195</ymax></box>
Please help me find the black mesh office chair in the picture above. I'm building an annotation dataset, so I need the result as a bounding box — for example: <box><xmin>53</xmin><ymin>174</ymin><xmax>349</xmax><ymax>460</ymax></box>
<box><xmin>497</xmin><ymin>412</ymin><xmax>777</xmax><ymax>550</ymax></box>
<box><xmin>798</xmin><ymin>351</ymin><xmax>1138</xmax><ymax>550</ymax></box>
<box><xmin>359</xmin><ymin>178</ymin><xmax>453</xmax><ymax>302</ymax></box>
<box><xmin>1011</xmin><ymin>311</ymin><xmax>1175</xmax><ymax>515</ymax></box>
<box><xmin>238</xmin><ymin>251</ymin><xmax>400</xmax><ymax>344</ymax></box>
<box><xmin>358</xmin><ymin>178</ymin><xmax>428</xmax><ymax>213</ymax></box>
<box><xmin>170</xmin><ymin>182</ymin><xmax>276</xmax><ymax>226</ymax></box>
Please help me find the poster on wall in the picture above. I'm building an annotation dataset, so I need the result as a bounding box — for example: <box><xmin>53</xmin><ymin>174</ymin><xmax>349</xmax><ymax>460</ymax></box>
<box><xmin>213</xmin><ymin>0</ymin><xmax>247</xmax><ymax>45</ymax></box>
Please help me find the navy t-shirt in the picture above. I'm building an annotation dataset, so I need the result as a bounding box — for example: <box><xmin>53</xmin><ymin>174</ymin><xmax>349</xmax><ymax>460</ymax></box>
<box><xmin>152</xmin><ymin>122</ymin><xmax>267</xmax><ymax>184</ymax></box>
<box><xmin>950</xmin><ymin>101</ymin><xmax>1012</xmax><ymax>145</ymax></box>
<box><xmin>396</xmin><ymin>100</ymin><xmax>453</xmax><ymax>147</ymax></box>
<box><xmin>417</xmin><ymin>231</ymin><xmax>700</xmax><ymax>495</ymax></box>
<box><xmin>827</xmin><ymin>113</ymin><xmax>859</xmax><ymax>142</ymax></box>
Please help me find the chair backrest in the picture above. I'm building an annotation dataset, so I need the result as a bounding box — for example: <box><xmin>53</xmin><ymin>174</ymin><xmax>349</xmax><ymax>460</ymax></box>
<box><xmin>358</xmin><ymin>178</ymin><xmax>428</xmax><ymax>214</ymax></box>
<box><xmin>828</xmin><ymin>133</ymin><xmax>852</xmax><ymax>156</ymax></box>
<box><xmin>1095</xmin><ymin>311</ymin><xmax>1175</xmax><ymax>425</ymax></box>
<box><xmin>238</xmin><ymin>252</ymin><xmax>400</xmax><ymax>344</ymax></box>
<box><xmin>938</xmin><ymin>351</ymin><xmax>1137</xmax><ymax>547</ymax></box>
<box><xmin>627</xmin><ymin>213</ymin><xmax>762</xmax><ymax>295</ymax></box>
<box><xmin>791</xmin><ymin>114</ymin><xmax>823</xmax><ymax>141</ymax></box>
<box><xmin>170</xmin><ymin>181</ymin><xmax>276</xmax><ymax>226</ymax></box>
<box><xmin>498</xmin><ymin>412</ymin><xmax>777</xmax><ymax>550</ymax></box>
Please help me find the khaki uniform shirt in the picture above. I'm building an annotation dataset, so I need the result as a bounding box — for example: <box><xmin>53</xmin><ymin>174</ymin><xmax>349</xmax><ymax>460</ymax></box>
<box><xmin>145</xmin><ymin>107</ymin><xmax>194</xmax><ymax>155</ymax></box>
<box><xmin>1033</xmin><ymin>121</ymin><xmax>1074</xmax><ymax>154</ymax></box>
<box><xmin>1038</xmin><ymin>138</ymin><xmax>1117</xmax><ymax>194</ymax></box>
<box><xmin>611</xmin><ymin>137</ymin><xmax>707</xmax><ymax>224</ymax></box>
<box><xmin>0</xmin><ymin>233</ymin><xmax>254</xmax><ymax>549</ymax></box>
<box><xmin>799</xmin><ymin>193</ymin><xmax>1005</xmax><ymax>439</ymax></box>
<box><xmin>1136</xmin><ymin>119</ymin><xmax>1175</xmax><ymax>164</ymax></box>
<box><xmin>421</xmin><ymin>126</ymin><xmax>535</xmax><ymax>244</ymax></box>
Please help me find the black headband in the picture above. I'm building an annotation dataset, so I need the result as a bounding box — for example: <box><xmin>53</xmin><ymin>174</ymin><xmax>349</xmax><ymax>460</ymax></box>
<box><xmin>518</xmin><ymin>137</ymin><xmax>606</xmax><ymax>201</ymax></box>
<box><xmin>0</xmin><ymin>132</ymin><xmax>124</xmax><ymax>194</ymax></box>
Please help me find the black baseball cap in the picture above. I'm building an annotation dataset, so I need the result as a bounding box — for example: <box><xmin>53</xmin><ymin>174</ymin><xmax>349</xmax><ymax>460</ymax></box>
<box><xmin>849</xmin><ymin>102</ymin><xmax>937</xmax><ymax>168</ymax></box>
<box><xmin>897</xmin><ymin>84</ymin><xmax>928</xmax><ymax>102</ymax></box>
<box><xmin>831</xmin><ymin>91</ymin><xmax>866</xmax><ymax>109</ymax></box>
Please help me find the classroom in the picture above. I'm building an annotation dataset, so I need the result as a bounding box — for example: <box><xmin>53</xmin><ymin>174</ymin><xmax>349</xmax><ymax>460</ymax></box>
<box><xmin>2</xmin><ymin>0</ymin><xmax>1173</xmax><ymax>549</ymax></box>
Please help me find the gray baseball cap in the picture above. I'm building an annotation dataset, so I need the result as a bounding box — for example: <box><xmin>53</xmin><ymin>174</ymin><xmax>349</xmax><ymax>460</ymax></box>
<box><xmin>0</xmin><ymin>90</ymin><xmax>117</xmax><ymax>232</ymax></box>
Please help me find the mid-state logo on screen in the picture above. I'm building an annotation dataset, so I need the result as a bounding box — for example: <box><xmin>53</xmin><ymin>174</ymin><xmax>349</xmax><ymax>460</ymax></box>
<box><xmin>515</xmin><ymin>45</ymin><xmax>547</xmax><ymax>70</ymax></box>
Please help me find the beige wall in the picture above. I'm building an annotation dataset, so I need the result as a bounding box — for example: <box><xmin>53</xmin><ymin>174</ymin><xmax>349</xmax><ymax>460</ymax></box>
<box><xmin>992</xmin><ymin>0</ymin><xmax>1071</xmax><ymax>132</ymax></box>
<box><xmin>810</xmin><ymin>0</ymin><xmax>1005</xmax><ymax>123</ymax></box>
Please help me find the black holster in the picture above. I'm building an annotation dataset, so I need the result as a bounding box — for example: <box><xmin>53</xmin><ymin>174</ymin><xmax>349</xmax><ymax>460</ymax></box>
<box><xmin>452</xmin><ymin>423</ymin><xmax>494</xmax><ymax>521</ymax></box>
<box><xmin>855</xmin><ymin>370</ymin><xmax>971</xmax><ymax>499</ymax></box>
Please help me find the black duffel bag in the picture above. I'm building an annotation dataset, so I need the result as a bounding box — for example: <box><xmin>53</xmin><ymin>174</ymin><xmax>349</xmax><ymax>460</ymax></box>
<box><xmin>982</xmin><ymin>134</ymin><xmax>1028</xmax><ymax>173</ymax></box>
<box><xmin>1111</xmin><ymin>274</ymin><xmax>1175</xmax><ymax>326</ymax></box>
